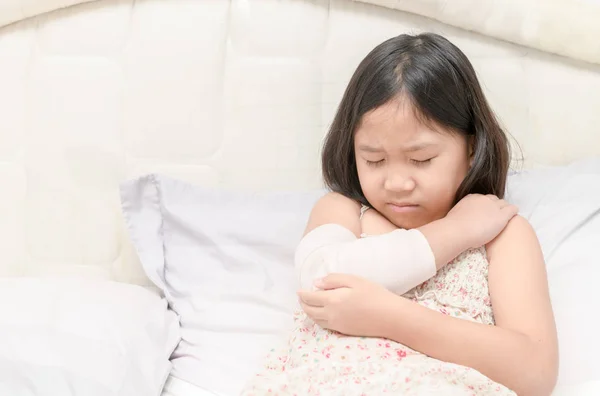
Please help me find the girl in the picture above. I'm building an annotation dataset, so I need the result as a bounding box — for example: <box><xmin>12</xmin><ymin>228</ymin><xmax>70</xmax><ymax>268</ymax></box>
<box><xmin>241</xmin><ymin>33</ymin><xmax>558</xmax><ymax>395</ymax></box>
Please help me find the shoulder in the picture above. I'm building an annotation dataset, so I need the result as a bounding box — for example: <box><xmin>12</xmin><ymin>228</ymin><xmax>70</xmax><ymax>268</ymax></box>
<box><xmin>486</xmin><ymin>215</ymin><xmax>541</xmax><ymax>262</ymax></box>
<box><xmin>485</xmin><ymin>215</ymin><xmax>547</xmax><ymax>290</ymax></box>
<box><xmin>303</xmin><ymin>192</ymin><xmax>362</xmax><ymax>237</ymax></box>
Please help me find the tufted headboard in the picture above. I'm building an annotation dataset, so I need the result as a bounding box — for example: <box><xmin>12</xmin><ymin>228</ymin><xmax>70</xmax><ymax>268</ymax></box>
<box><xmin>1</xmin><ymin>0</ymin><xmax>599</xmax><ymax>285</ymax></box>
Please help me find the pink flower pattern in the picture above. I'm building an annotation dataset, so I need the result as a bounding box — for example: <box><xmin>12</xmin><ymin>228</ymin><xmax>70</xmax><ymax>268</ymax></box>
<box><xmin>241</xmin><ymin>247</ymin><xmax>516</xmax><ymax>395</ymax></box>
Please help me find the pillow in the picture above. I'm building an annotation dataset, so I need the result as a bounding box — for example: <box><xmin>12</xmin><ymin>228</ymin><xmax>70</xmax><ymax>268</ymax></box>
<box><xmin>120</xmin><ymin>174</ymin><xmax>324</xmax><ymax>396</ymax></box>
<box><xmin>0</xmin><ymin>277</ymin><xmax>180</xmax><ymax>396</ymax></box>
<box><xmin>505</xmin><ymin>157</ymin><xmax>600</xmax><ymax>389</ymax></box>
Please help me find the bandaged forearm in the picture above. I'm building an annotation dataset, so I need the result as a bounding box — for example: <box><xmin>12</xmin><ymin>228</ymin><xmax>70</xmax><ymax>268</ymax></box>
<box><xmin>294</xmin><ymin>224</ymin><xmax>436</xmax><ymax>295</ymax></box>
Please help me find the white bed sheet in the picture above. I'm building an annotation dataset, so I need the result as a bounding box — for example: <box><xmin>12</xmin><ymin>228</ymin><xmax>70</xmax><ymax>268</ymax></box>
<box><xmin>162</xmin><ymin>376</ymin><xmax>221</xmax><ymax>396</ymax></box>
<box><xmin>553</xmin><ymin>381</ymin><xmax>600</xmax><ymax>396</ymax></box>
<box><xmin>161</xmin><ymin>375</ymin><xmax>600</xmax><ymax>396</ymax></box>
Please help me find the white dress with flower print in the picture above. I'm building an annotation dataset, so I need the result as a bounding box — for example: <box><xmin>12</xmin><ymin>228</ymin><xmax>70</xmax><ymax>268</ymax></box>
<box><xmin>240</xmin><ymin>228</ymin><xmax>516</xmax><ymax>395</ymax></box>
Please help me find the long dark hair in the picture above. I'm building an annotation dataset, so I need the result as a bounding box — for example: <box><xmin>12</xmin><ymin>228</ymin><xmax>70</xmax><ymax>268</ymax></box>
<box><xmin>321</xmin><ymin>32</ymin><xmax>511</xmax><ymax>206</ymax></box>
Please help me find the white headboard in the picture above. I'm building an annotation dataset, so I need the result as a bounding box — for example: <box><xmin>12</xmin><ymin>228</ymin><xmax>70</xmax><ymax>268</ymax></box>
<box><xmin>1</xmin><ymin>0</ymin><xmax>599</xmax><ymax>285</ymax></box>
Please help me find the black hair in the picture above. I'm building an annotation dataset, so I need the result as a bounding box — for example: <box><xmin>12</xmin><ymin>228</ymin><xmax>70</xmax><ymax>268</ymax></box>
<box><xmin>321</xmin><ymin>32</ymin><xmax>511</xmax><ymax>206</ymax></box>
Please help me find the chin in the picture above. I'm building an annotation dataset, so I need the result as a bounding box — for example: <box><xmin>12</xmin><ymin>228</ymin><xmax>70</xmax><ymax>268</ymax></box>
<box><xmin>389</xmin><ymin>215</ymin><xmax>427</xmax><ymax>230</ymax></box>
<box><xmin>398</xmin><ymin>222</ymin><xmax>425</xmax><ymax>230</ymax></box>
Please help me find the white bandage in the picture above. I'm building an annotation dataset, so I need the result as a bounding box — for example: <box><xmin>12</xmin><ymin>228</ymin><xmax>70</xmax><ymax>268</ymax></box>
<box><xmin>294</xmin><ymin>223</ymin><xmax>436</xmax><ymax>295</ymax></box>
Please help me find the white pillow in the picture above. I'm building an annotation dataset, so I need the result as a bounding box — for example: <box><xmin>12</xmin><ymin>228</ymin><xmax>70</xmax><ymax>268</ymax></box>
<box><xmin>0</xmin><ymin>277</ymin><xmax>181</xmax><ymax>396</ymax></box>
<box><xmin>506</xmin><ymin>157</ymin><xmax>600</xmax><ymax>389</ymax></box>
<box><xmin>120</xmin><ymin>174</ymin><xmax>324</xmax><ymax>396</ymax></box>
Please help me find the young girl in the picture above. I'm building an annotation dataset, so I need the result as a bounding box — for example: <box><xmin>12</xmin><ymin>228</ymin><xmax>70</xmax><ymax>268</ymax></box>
<box><xmin>241</xmin><ymin>33</ymin><xmax>558</xmax><ymax>395</ymax></box>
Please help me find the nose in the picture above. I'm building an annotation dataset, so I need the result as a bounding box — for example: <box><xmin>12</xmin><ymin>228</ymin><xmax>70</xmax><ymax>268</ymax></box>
<box><xmin>384</xmin><ymin>169</ymin><xmax>416</xmax><ymax>193</ymax></box>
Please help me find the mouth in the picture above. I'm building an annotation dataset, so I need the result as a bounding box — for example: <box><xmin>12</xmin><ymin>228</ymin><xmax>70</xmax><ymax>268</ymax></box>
<box><xmin>387</xmin><ymin>202</ymin><xmax>419</xmax><ymax>213</ymax></box>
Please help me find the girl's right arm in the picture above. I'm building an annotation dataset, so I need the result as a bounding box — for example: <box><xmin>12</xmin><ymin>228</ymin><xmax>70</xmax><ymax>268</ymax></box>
<box><xmin>296</xmin><ymin>192</ymin><xmax>517</xmax><ymax>294</ymax></box>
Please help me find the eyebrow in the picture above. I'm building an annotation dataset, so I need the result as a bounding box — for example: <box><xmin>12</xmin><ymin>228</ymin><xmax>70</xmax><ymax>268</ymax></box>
<box><xmin>357</xmin><ymin>144</ymin><xmax>384</xmax><ymax>153</ymax></box>
<box><xmin>403</xmin><ymin>142</ymin><xmax>437</xmax><ymax>152</ymax></box>
<box><xmin>357</xmin><ymin>142</ymin><xmax>436</xmax><ymax>153</ymax></box>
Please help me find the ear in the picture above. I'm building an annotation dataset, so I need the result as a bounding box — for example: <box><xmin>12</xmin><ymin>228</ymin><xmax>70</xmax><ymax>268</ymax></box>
<box><xmin>467</xmin><ymin>135</ymin><xmax>475</xmax><ymax>167</ymax></box>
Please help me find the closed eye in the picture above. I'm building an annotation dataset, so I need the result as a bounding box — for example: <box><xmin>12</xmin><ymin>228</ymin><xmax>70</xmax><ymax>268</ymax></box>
<box><xmin>411</xmin><ymin>158</ymin><xmax>434</xmax><ymax>166</ymax></box>
<box><xmin>366</xmin><ymin>159</ymin><xmax>385</xmax><ymax>167</ymax></box>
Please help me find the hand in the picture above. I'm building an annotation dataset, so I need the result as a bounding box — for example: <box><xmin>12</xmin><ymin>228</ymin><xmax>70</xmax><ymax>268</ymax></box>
<box><xmin>297</xmin><ymin>273</ymin><xmax>397</xmax><ymax>337</ymax></box>
<box><xmin>446</xmin><ymin>194</ymin><xmax>519</xmax><ymax>249</ymax></box>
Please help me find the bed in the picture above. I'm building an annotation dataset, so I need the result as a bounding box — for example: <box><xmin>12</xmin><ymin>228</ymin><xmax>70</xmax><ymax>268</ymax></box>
<box><xmin>0</xmin><ymin>0</ymin><xmax>599</xmax><ymax>395</ymax></box>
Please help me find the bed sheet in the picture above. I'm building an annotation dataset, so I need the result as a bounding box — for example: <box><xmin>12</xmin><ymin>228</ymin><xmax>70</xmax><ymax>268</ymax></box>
<box><xmin>162</xmin><ymin>375</ymin><xmax>221</xmax><ymax>396</ymax></box>
<box><xmin>553</xmin><ymin>380</ymin><xmax>600</xmax><ymax>396</ymax></box>
<box><xmin>161</xmin><ymin>374</ymin><xmax>600</xmax><ymax>396</ymax></box>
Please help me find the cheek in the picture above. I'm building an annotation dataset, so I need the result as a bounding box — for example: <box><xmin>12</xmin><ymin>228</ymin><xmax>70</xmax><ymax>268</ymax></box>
<box><xmin>358</xmin><ymin>169</ymin><xmax>380</xmax><ymax>195</ymax></box>
<box><xmin>423</xmin><ymin>178</ymin><xmax>457</xmax><ymax>204</ymax></box>
<box><xmin>420</xmin><ymin>163</ymin><xmax>467</xmax><ymax>206</ymax></box>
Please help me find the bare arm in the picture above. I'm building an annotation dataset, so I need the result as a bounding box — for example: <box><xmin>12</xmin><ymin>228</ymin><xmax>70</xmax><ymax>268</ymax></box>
<box><xmin>378</xmin><ymin>216</ymin><xmax>559</xmax><ymax>395</ymax></box>
<box><xmin>303</xmin><ymin>192</ymin><xmax>363</xmax><ymax>237</ymax></box>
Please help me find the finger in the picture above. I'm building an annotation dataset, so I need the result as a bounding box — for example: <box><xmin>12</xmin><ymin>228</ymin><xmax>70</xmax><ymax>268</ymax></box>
<box><xmin>299</xmin><ymin>301</ymin><xmax>327</xmax><ymax>321</ymax></box>
<box><xmin>316</xmin><ymin>273</ymin><xmax>360</xmax><ymax>290</ymax></box>
<box><xmin>497</xmin><ymin>199</ymin><xmax>510</xmax><ymax>208</ymax></box>
<box><xmin>498</xmin><ymin>199</ymin><xmax>518</xmax><ymax>215</ymax></box>
<box><xmin>312</xmin><ymin>318</ymin><xmax>329</xmax><ymax>329</ymax></box>
<box><xmin>297</xmin><ymin>289</ymin><xmax>328</xmax><ymax>307</ymax></box>
<box><xmin>502</xmin><ymin>204</ymin><xmax>519</xmax><ymax>218</ymax></box>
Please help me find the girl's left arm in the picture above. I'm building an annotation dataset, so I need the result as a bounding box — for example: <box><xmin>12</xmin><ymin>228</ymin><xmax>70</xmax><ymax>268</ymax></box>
<box><xmin>381</xmin><ymin>215</ymin><xmax>559</xmax><ymax>395</ymax></box>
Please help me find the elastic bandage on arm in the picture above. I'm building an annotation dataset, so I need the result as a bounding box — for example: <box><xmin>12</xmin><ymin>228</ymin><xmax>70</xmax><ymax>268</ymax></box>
<box><xmin>294</xmin><ymin>223</ymin><xmax>436</xmax><ymax>295</ymax></box>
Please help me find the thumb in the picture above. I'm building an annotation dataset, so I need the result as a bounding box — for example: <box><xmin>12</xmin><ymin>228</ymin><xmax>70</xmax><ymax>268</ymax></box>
<box><xmin>315</xmin><ymin>273</ymin><xmax>360</xmax><ymax>290</ymax></box>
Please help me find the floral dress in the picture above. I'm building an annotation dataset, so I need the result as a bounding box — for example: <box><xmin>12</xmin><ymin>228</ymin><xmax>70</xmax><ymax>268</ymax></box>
<box><xmin>240</xmin><ymin>236</ymin><xmax>516</xmax><ymax>395</ymax></box>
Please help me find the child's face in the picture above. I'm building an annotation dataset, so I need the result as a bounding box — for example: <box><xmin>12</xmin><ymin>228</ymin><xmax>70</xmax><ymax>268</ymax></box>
<box><xmin>354</xmin><ymin>97</ymin><xmax>471</xmax><ymax>230</ymax></box>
